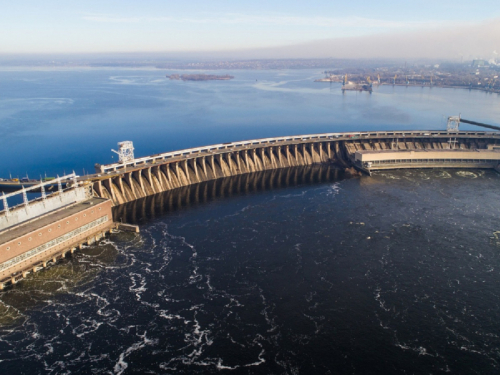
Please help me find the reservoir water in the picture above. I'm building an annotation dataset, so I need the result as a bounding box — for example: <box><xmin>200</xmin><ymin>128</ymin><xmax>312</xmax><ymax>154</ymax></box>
<box><xmin>1</xmin><ymin>69</ymin><xmax>500</xmax><ymax>374</ymax></box>
<box><xmin>1</xmin><ymin>68</ymin><xmax>499</xmax><ymax>178</ymax></box>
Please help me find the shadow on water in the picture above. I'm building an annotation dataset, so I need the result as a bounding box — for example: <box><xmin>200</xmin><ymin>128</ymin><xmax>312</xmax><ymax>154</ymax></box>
<box><xmin>113</xmin><ymin>164</ymin><xmax>348</xmax><ymax>224</ymax></box>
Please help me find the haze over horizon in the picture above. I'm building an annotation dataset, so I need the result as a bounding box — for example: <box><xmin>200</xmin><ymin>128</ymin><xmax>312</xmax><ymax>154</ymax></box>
<box><xmin>1</xmin><ymin>1</ymin><xmax>499</xmax><ymax>61</ymax></box>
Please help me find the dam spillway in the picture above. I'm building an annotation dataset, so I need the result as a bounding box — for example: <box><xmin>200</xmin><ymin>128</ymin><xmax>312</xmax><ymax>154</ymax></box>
<box><xmin>88</xmin><ymin>130</ymin><xmax>500</xmax><ymax>207</ymax></box>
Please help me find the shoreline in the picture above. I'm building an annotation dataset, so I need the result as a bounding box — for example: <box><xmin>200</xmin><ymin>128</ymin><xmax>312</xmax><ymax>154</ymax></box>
<box><xmin>315</xmin><ymin>79</ymin><xmax>500</xmax><ymax>94</ymax></box>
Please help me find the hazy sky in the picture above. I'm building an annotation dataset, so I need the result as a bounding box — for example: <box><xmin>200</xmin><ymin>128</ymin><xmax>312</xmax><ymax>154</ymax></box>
<box><xmin>1</xmin><ymin>0</ymin><xmax>499</xmax><ymax>57</ymax></box>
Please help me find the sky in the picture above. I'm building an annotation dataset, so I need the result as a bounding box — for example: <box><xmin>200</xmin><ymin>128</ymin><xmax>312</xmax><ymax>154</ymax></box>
<box><xmin>1</xmin><ymin>0</ymin><xmax>500</xmax><ymax>59</ymax></box>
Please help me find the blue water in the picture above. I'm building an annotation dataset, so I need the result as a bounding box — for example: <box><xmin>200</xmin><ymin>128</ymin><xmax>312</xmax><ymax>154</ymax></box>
<box><xmin>1</xmin><ymin>69</ymin><xmax>500</xmax><ymax>374</ymax></box>
<box><xmin>1</xmin><ymin>68</ymin><xmax>499</xmax><ymax>178</ymax></box>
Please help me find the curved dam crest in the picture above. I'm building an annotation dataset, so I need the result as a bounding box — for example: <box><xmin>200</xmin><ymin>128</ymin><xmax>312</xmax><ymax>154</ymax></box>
<box><xmin>89</xmin><ymin>130</ymin><xmax>500</xmax><ymax>207</ymax></box>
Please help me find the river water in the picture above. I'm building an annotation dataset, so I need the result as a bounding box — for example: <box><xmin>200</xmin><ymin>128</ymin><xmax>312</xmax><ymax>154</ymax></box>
<box><xmin>1</xmin><ymin>68</ymin><xmax>499</xmax><ymax>179</ymax></box>
<box><xmin>1</xmin><ymin>69</ymin><xmax>500</xmax><ymax>374</ymax></box>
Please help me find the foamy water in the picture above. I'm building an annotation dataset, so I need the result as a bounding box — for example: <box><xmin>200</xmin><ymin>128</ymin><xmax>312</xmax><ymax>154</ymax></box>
<box><xmin>1</xmin><ymin>169</ymin><xmax>500</xmax><ymax>374</ymax></box>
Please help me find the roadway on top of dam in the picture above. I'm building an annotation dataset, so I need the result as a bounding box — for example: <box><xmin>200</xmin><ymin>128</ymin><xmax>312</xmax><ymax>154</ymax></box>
<box><xmin>86</xmin><ymin>129</ymin><xmax>500</xmax><ymax>179</ymax></box>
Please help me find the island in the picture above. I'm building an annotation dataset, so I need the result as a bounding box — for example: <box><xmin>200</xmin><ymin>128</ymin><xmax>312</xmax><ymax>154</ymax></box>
<box><xmin>166</xmin><ymin>74</ymin><xmax>234</xmax><ymax>81</ymax></box>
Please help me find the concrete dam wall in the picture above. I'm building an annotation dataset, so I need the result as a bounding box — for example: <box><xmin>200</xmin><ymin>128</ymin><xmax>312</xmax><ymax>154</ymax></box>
<box><xmin>112</xmin><ymin>164</ymin><xmax>343</xmax><ymax>224</ymax></box>
<box><xmin>90</xmin><ymin>131</ymin><xmax>500</xmax><ymax>207</ymax></box>
<box><xmin>94</xmin><ymin>142</ymin><xmax>348</xmax><ymax>206</ymax></box>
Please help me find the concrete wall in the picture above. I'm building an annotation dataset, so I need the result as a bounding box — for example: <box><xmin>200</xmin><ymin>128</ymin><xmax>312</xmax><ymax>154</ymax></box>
<box><xmin>93</xmin><ymin>142</ymin><xmax>337</xmax><ymax>206</ymax></box>
<box><xmin>113</xmin><ymin>164</ymin><xmax>342</xmax><ymax>223</ymax></box>
<box><xmin>0</xmin><ymin>186</ymin><xmax>91</xmax><ymax>232</ymax></box>
<box><xmin>355</xmin><ymin>149</ymin><xmax>500</xmax><ymax>162</ymax></box>
<box><xmin>90</xmin><ymin>133</ymin><xmax>500</xmax><ymax>206</ymax></box>
<box><xmin>0</xmin><ymin>199</ymin><xmax>113</xmax><ymax>282</ymax></box>
<box><xmin>96</xmin><ymin>130</ymin><xmax>500</xmax><ymax>173</ymax></box>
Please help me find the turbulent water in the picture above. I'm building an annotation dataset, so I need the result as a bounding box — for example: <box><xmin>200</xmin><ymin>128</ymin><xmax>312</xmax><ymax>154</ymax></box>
<box><xmin>1</xmin><ymin>167</ymin><xmax>500</xmax><ymax>374</ymax></box>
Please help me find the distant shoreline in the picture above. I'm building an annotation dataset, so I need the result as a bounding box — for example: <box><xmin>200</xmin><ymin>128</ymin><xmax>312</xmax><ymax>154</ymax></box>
<box><xmin>166</xmin><ymin>73</ymin><xmax>234</xmax><ymax>81</ymax></box>
<box><xmin>315</xmin><ymin>78</ymin><xmax>500</xmax><ymax>94</ymax></box>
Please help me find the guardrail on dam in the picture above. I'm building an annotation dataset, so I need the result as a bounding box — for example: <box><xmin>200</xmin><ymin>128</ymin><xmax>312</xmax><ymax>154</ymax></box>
<box><xmin>89</xmin><ymin>130</ymin><xmax>500</xmax><ymax>206</ymax></box>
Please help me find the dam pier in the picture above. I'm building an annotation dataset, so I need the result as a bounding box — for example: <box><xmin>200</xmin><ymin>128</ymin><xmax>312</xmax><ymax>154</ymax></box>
<box><xmin>91</xmin><ymin>130</ymin><xmax>500</xmax><ymax>206</ymax></box>
<box><xmin>2</xmin><ymin>129</ymin><xmax>500</xmax><ymax>288</ymax></box>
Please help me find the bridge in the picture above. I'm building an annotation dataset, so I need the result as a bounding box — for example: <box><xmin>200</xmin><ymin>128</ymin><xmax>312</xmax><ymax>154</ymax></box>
<box><xmin>87</xmin><ymin>130</ymin><xmax>500</xmax><ymax>206</ymax></box>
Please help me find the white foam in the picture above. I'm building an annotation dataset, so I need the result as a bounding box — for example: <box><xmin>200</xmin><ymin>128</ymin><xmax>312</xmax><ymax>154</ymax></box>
<box><xmin>113</xmin><ymin>331</ymin><xmax>158</xmax><ymax>375</ymax></box>
<box><xmin>216</xmin><ymin>359</ymin><xmax>240</xmax><ymax>370</ymax></box>
<box><xmin>128</xmin><ymin>272</ymin><xmax>147</xmax><ymax>301</ymax></box>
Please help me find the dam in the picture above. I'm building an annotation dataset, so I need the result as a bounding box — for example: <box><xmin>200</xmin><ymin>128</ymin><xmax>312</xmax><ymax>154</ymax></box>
<box><xmin>89</xmin><ymin>130</ymin><xmax>500</xmax><ymax>206</ymax></box>
<box><xmin>2</xmin><ymin>128</ymin><xmax>500</xmax><ymax>288</ymax></box>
